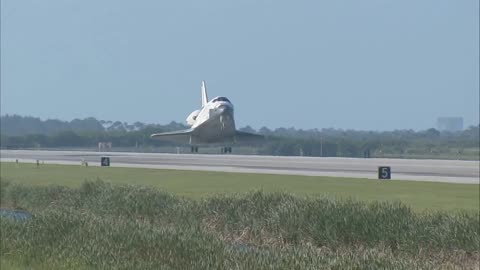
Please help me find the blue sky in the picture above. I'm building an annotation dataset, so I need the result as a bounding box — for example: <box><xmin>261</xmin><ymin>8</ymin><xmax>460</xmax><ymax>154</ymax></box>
<box><xmin>1</xmin><ymin>0</ymin><xmax>478</xmax><ymax>130</ymax></box>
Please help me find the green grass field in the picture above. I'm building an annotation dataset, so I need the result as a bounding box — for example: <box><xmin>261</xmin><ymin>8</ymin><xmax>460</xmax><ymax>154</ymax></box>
<box><xmin>1</xmin><ymin>180</ymin><xmax>479</xmax><ymax>269</ymax></box>
<box><xmin>1</xmin><ymin>161</ymin><xmax>479</xmax><ymax>269</ymax></box>
<box><xmin>1</xmin><ymin>162</ymin><xmax>478</xmax><ymax>212</ymax></box>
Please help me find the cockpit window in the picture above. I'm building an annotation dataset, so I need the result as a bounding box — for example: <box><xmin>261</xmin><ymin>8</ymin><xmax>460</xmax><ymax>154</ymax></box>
<box><xmin>212</xmin><ymin>97</ymin><xmax>231</xmax><ymax>103</ymax></box>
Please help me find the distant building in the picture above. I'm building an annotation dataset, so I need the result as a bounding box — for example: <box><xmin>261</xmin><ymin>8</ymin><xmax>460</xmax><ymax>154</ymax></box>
<box><xmin>437</xmin><ymin>117</ymin><xmax>463</xmax><ymax>132</ymax></box>
<box><xmin>98</xmin><ymin>142</ymin><xmax>112</xmax><ymax>151</ymax></box>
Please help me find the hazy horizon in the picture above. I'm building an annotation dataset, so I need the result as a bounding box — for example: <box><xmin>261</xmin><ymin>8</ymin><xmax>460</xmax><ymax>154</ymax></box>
<box><xmin>3</xmin><ymin>113</ymin><xmax>478</xmax><ymax>133</ymax></box>
<box><xmin>2</xmin><ymin>1</ymin><xmax>479</xmax><ymax>131</ymax></box>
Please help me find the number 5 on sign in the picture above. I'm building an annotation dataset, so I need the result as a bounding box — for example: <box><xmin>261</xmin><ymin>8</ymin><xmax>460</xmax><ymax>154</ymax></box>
<box><xmin>378</xmin><ymin>166</ymin><xmax>391</xmax><ymax>180</ymax></box>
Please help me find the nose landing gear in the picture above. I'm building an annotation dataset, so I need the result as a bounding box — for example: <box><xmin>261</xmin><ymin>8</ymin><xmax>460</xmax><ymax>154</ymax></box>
<box><xmin>190</xmin><ymin>146</ymin><xmax>199</xmax><ymax>153</ymax></box>
<box><xmin>220</xmin><ymin>115</ymin><xmax>226</xmax><ymax>131</ymax></box>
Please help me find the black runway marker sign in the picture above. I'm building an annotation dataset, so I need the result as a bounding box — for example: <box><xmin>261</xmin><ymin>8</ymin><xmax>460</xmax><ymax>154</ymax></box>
<box><xmin>101</xmin><ymin>157</ymin><xmax>110</xmax><ymax>167</ymax></box>
<box><xmin>378</xmin><ymin>166</ymin><xmax>391</xmax><ymax>180</ymax></box>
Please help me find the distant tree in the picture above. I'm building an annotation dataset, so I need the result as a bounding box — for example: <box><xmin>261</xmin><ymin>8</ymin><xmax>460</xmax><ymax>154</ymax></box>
<box><xmin>133</xmin><ymin>121</ymin><xmax>145</xmax><ymax>130</ymax></box>
<box><xmin>52</xmin><ymin>131</ymin><xmax>88</xmax><ymax>146</ymax></box>
<box><xmin>239</xmin><ymin>126</ymin><xmax>257</xmax><ymax>133</ymax></box>
<box><xmin>107</xmin><ymin>121</ymin><xmax>126</xmax><ymax>132</ymax></box>
<box><xmin>425</xmin><ymin>128</ymin><xmax>441</xmax><ymax>137</ymax></box>
<box><xmin>70</xmin><ymin>117</ymin><xmax>104</xmax><ymax>133</ymax></box>
<box><xmin>25</xmin><ymin>134</ymin><xmax>50</xmax><ymax>147</ymax></box>
<box><xmin>258</xmin><ymin>127</ymin><xmax>272</xmax><ymax>136</ymax></box>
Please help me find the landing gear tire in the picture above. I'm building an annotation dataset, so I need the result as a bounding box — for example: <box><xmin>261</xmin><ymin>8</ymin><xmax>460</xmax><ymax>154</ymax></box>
<box><xmin>221</xmin><ymin>147</ymin><xmax>232</xmax><ymax>154</ymax></box>
<box><xmin>191</xmin><ymin>146</ymin><xmax>199</xmax><ymax>153</ymax></box>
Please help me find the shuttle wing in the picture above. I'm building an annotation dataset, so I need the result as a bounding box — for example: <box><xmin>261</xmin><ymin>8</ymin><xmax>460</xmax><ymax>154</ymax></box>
<box><xmin>150</xmin><ymin>128</ymin><xmax>194</xmax><ymax>143</ymax></box>
<box><xmin>234</xmin><ymin>131</ymin><xmax>265</xmax><ymax>143</ymax></box>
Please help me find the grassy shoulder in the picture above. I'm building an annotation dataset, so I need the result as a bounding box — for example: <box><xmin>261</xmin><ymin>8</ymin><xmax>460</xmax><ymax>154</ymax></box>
<box><xmin>0</xmin><ymin>162</ymin><xmax>479</xmax><ymax>212</ymax></box>
<box><xmin>1</xmin><ymin>181</ymin><xmax>479</xmax><ymax>269</ymax></box>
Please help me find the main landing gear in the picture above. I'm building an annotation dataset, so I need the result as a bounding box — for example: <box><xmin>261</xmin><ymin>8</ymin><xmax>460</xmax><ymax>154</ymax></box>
<box><xmin>221</xmin><ymin>147</ymin><xmax>232</xmax><ymax>154</ymax></box>
<box><xmin>190</xmin><ymin>146</ymin><xmax>231</xmax><ymax>154</ymax></box>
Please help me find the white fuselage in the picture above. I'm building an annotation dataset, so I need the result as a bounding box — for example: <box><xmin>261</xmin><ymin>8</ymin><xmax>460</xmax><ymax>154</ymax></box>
<box><xmin>186</xmin><ymin>96</ymin><xmax>236</xmax><ymax>144</ymax></box>
<box><xmin>150</xmin><ymin>80</ymin><xmax>262</xmax><ymax>148</ymax></box>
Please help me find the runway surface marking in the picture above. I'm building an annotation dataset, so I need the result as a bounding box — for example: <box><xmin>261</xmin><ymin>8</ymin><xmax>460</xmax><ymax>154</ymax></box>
<box><xmin>1</xmin><ymin>150</ymin><xmax>478</xmax><ymax>184</ymax></box>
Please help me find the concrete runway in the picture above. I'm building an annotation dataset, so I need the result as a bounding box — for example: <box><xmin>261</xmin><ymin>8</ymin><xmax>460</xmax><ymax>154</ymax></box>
<box><xmin>1</xmin><ymin>150</ymin><xmax>479</xmax><ymax>184</ymax></box>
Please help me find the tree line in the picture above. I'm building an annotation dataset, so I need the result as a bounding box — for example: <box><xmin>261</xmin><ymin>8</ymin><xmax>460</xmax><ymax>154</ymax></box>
<box><xmin>1</xmin><ymin>115</ymin><xmax>478</xmax><ymax>159</ymax></box>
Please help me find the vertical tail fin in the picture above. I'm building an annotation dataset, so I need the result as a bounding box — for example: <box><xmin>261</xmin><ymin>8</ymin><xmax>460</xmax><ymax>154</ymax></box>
<box><xmin>201</xmin><ymin>80</ymin><xmax>208</xmax><ymax>107</ymax></box>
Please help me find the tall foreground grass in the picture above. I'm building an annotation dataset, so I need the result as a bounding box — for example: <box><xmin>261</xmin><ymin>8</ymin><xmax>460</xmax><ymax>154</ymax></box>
<box><xmin>1</xmin><ymin>180</ymin><xmax>479</xmax><ymax>269</ymax></box>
